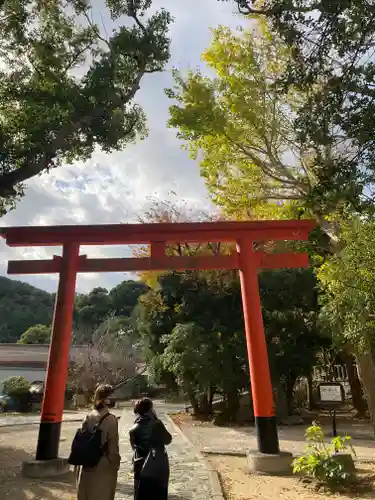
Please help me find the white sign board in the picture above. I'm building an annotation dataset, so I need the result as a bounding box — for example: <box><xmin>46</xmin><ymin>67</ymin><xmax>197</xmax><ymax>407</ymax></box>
<box><xmin>319</xmin><ymin>385</ymin><xmax>343</xmax><ymax>403</ymax></box>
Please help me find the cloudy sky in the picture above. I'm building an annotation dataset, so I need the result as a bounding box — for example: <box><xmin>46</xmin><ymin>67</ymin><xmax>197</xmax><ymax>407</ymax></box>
<box><xmin>0</xmin><ymin>0</ymin><xmax>247</xmax><ymax>294</ymax></box>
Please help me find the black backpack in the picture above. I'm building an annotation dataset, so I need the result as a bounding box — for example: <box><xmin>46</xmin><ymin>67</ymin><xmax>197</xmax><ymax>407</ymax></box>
<box><xmin>68</xmin><ymin>413</ymin><xmax>110</xmax><ymax>468</ymax></box>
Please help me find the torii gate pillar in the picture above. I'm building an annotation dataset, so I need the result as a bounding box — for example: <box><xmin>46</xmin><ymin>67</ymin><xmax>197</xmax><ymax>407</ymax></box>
<box><xmin>36</xmin><ymin>244</ymin><xmax>80</xmax><ymax>460</ymax></box>
<box><xmin>238</xmin><ymin>239</ymin><xmax>279</xmax><ymax>453</ymax></box>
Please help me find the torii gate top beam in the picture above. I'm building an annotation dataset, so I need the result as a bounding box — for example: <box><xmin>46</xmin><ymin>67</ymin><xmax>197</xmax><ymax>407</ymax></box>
<box><xmin>0</xmin><ymin>220</ymin><xmax>315</xmax><ymax>247</ymax></box>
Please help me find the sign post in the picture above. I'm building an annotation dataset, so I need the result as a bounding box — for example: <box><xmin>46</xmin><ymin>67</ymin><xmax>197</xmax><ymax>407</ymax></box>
<box><xmin>318</xmin><ymin>383</ymin><xmax>345</xmax><ymax>440</ymax></box>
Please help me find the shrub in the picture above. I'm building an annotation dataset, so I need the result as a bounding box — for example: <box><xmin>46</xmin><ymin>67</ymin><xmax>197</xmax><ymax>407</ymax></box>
<box><xmin>292</xmin><ymin>422</ymin><xmax>356</xmax><ymax>488</ymax></box>
<box><xmin>3</xmin><ymin>376</ymin><xmax>30</xmax><ymax>397</ymax></box>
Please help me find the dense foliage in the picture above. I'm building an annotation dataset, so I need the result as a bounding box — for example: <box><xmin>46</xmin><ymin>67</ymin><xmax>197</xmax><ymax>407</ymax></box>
<box><xmin>170</xmin><ymin>6</ymin><xmax>375</xmax><ymax>422</ymax></box>
<box><xmin>2</xmin><ymin>375</ymin><xmax>30</xmax><ymax>396</ymax></box>
<box><xmin>0</xmin><ymin>277</ymin><xmax>148</xmax><ymax>343</ymax></box>
<box><xmin>0</xmin><ymin>277</ymin><xmax>54</xmax><ymax>342</ymax></box>
<box><xmin>319</xmin><ymin>221</ymin><xmax>375</xmax><ymax>426</ymax></box>
<box><xmin>74</xmin><ymin>280</ymin><xmax>149</xmax><ymax>338</ymax></box>
<box><xmin>135</xmin><ymin>268</ymin><xmax>327</xmax><ymax>419</ymax></box>
<box><xmin>0</xmin><ymin>0</ymin><xmax>172</xmax><ymax>214</ymax></box>
<box><xmin>18</xmin><ymin>324</ymin><xmax>51</xmax><ymax>344</ymax></box>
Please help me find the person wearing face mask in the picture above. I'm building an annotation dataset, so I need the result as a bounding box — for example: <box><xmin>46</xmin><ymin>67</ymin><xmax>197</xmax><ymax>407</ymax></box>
<box><xmin>129</xmin><ymin>398</ymin><xmax>172</xmax><ymax>500</ymax></box>
<box><xmin>75</xmin><ymin>384</ymin><xmax>121</xmax><ymax>500</ymax></box>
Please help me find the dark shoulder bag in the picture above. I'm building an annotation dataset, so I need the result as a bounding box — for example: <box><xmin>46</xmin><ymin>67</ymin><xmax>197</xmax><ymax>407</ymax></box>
<box><xmin>140</xmin><ymin>420</ymin><xmax>170</xmax><ymax>480</ymax></box>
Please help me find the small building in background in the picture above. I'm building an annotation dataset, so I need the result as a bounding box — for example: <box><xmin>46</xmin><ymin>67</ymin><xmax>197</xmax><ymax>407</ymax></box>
<box><xmin>0</xmin><ymin>344</ymin><xmax>89</xmax><ymax>393</ymax></box>
<box><xmin>0</xmin><ymin>344</ymin><xmax>148</xmax><ymax>403</ymax></box>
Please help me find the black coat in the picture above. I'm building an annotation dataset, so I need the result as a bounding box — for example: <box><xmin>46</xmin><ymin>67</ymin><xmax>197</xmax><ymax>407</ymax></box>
<box><xmin>129</xmin><ymin>412</ymin><xmax>172</xmax><ymax>500</ymax></box>
<box><xmin>129</xmin><ymin>412</ymin><xmax>172</xmax><ymax>458</ymax></box>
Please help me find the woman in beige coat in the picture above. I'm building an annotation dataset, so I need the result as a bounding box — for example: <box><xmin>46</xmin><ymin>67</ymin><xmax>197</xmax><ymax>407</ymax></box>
<box><xmin>76</xmin><ymin>384</ymin><xmax>121</xmax><ymax>500</ymax></box>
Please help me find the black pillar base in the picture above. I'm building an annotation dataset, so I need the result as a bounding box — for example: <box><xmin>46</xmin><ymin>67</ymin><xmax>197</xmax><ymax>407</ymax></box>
<box><xmin>36</xmin><ymin>421</ymin><xmax>62</xmax><ymax>460</ymax></box>
<box><xmin>255</xmin><ymin>416</ymin><xmax>280</xmax><ymax>454</ymax></box>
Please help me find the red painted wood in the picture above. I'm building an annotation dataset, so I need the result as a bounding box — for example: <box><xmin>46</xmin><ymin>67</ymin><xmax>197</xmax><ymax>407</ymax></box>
<box><xmin>6</xmin><ymin>252</ymin><xmax>309</xmax><ymax>275</ymax></box>
<box><xmin>151</xmin><ymin>242</ymin><xmax>166</xmax><ymax>259</ymax></box>
<box><xmin>237</xmin><ymin>239</ymin><xmax>275</xmax><ymax>419</ymax></box>
<box><xmin>7</xmin><ymin>259</ymin><xmax>61</xmax><ymax>274</ymax></box>
<box><xmin>40</xmin><ymin>244</ymin><xmax>79</xmax><ymax>425</ymax></box>
<box><xmin>0</xmin><ymin>220</ymin><xmax>316</xmax><ymax>246</ymax></box>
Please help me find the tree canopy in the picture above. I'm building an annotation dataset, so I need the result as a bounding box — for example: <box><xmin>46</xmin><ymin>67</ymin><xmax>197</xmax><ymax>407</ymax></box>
<box><xmin>0</xmin><ymin>0</ymin><xmax>172</xmax><ymax>214</ymax></box>
<box><xmin>0</xmin><ymin>276</ymin><xmax>147</xmax><ymax>343</ymax></box>
<box><xmin>0</xmin><ymin>276</ymin><xmax>54</xmax><ymax>342</ymax></box>
<box><xmin>74</xmin><ymin>280</ymin><xmax>148</xmax><ymax>334</ymax></box>
<box><xmin>318</xmin><ymin>220</ymin><xmax>375</xmax><ymax>425</ymax></box>
<box><xmin>223</xmin><ymin>1</ymin><xmax>375</xmax><ymax>219</ymax></box>
<box><xmin>319</xmin><ymin>222</ymin><xmax>375</xmax><ymax>354</ymax></box>
<box><xmin>18</xmin><ymin>324</ymin><xmax>51</xmax><ymax>344</ymax></box>
<box><xmin>167</xmin><ymin>26</ymin><xmax>305</xmax><ymax>220</ymax></box>
<box><xmin>135</xmin><ymin>267</ymin><xmax>326</xmax><ymax>418</ymax></box>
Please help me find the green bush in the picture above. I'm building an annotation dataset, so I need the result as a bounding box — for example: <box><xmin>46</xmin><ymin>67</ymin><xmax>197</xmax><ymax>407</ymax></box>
<box><xmin>3</xmin><ymin>376</ymin><xmax>30</xmax><ymax>397</ymax></box>
<box><xmin>292</xmin><ymin>422</ymin><xmax>356</xmax><ymax>488</ymax></box>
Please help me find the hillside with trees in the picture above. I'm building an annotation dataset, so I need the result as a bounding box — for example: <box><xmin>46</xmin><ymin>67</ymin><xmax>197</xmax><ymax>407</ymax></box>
<box><xmin>0</xmin><ymin>277</ymin><xmax>54</xmax><ymax>343</ymax></box>
<box><xmin>0</xmin><ymin>276</ymin><xmax>148</xmax><ymax>344</ymax></box>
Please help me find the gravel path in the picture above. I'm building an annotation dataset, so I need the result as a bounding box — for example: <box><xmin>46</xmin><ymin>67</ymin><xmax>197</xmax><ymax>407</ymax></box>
<box><xmin>0</xmin><ymin>422</ymin><xmax>78</xmax><ymax>499</ymax></box>
<box><xmin>0</xmin><ymin>412</ymin><xmax>86</xmax><ymax>427</ymax></box>
<box><xmin>178</xmin><ymin>420</ymin><xmax>375</xmax><ymax>460</ymax></box>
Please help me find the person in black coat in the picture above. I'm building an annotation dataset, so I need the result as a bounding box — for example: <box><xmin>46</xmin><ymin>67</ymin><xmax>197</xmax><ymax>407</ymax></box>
<box><xmin>129</xmin><ymin>398</ymin><xmax>172</xmax><ymax>500</ymax></box>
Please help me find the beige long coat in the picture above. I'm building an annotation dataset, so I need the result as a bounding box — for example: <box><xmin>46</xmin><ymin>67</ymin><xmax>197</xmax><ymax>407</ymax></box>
<box><xmin>76</xmin><ymin>408</ymin><xmax>121</xmax><ymax>500</ymax></box>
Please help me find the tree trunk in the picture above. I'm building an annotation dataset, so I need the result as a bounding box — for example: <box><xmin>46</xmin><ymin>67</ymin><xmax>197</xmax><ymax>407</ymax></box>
<box><xmin>187</xmin><ymin>391</ymin><xmax>199</xmax><ymax>415</ymax></box>
<box><xmin>285</xmin><ymin>376</ymin><xmax>297</xmax><ymax>416</ymax></box>
<box><xmin>356</xmin><ymin>351</ymin><xmax>375</xmax><ymax>432</ymax></box>
<box><xmin>222</xmin><ymin>389</ymin><xmax>240</xmax><ymax>422</ymax></box>
<box><xmin>273</xmin><ymin>383</ymin><xmax>289</xmax><ymax>422</ymax></box>
<box><xmin>208</xmin><ymin>386</ymin><xmax>215</xmax><ymax>409</ymax></box>
<box><xmin>198</xmin><ymin>392</ymin><xmax>212</xmax><ymax>418</ymax></box>
<box><xmin>342</xmin><ymin>352</ymin><xmax>367</xmax><ymax>416</ymax></box>
<box><xmin>306</xmin><ymin>374</ymin><xmax>314</xmax><ymax>411</ymax></box>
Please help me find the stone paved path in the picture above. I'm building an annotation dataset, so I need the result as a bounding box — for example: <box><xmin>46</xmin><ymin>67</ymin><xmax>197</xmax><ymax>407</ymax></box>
<box><xmin>116</xmin><ymin>409</ymin><xmax>212</xmax><ymax>500</ymax></box>
<box><xmin>0</xmin><ymin>401</ymin><xmax>184</xmax><ymax>427</ymax></box>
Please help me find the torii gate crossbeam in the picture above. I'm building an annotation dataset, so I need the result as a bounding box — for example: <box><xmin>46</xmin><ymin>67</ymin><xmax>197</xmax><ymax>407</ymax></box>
<box><xmin>0</xmin><ymin>219</ymin><xmax>315</xmax><ymax>462</ymax></box>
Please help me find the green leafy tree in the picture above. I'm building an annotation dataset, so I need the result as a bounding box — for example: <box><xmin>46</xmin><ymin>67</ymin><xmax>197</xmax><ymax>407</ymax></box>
<box><xmin>167</xmin><ymin>21</ymin><xmax>375</xmax><ymax>420</ymax></box>
<box><xmin>3</xmin><ymin>376</ymin><xmax>30</xmax><ymax>397</ymax></box>
<box><xmin>135</xmin><ymin>267</ymin><xmax>326</xmax><ymax>419</ymax></box>
<box><xmin>109</xmin><ymin>280</ymin><xmax>149</xmax><ymax>316</ymax></box>
<box><xmin>319</xmin><ymin>221</ymin><xmax>375</xmax><ymax>427</ymax></box>
<box><xmin>260</xmin><ymin>269</ymin><xmax>329</xmax><ymax>413</ymax></box>
<box><xmin>135</xmin><ymin>270</ymin><xmax>248</xmax><ymax>418</ymax></box>
<box><xmin>74</xmin><ymin>281</ymin><xmax>149</xmax><ymax>340</ymax></box>
<box><xmin>18</xmin><ymin>324</ymin><xmax>51</xmax><ymax>344</ymax></box>
<box><xmin>0</xmin><ymin>277</ymin><xmax>54</xmax><ymax>342</ymax></box>
<box><xmin>167</xmin><ymin>26</ymin><xmax>308</xmax><ymax>221</ymax></box>
<box><xmin>0</xmin><ymin>0</ymin><xmax>172</xmax><ymax>213</ymax></box>
<box><xmin>220</xmin><ymin>1</ymin><xmax>375</xmax><ymax>225</ymax></box>
<box><xmin>75</xmin><ymin>287</ymin><xmax>112</xmax><ymax>331</ymax></box>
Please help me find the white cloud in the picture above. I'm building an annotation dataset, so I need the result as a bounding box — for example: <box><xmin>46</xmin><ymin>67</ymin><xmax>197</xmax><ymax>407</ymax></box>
<box><xmin>0</xmin><ymin>0</ymin><xmax>248</xmax><ymax>294</ymax></box>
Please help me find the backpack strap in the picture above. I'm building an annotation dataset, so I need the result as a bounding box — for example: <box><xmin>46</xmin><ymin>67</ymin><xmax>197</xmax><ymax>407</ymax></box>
<box><xmin>95</xmin><ymin>412</ymin><xmax>111</xmax><ymax>429</ymax></box>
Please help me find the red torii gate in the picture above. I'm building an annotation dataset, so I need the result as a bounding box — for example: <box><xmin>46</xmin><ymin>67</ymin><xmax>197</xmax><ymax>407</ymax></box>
<box><xmin>0</xmin><ymin>219</ymin><xmax>315</xmax><ymax>462</ymax></box>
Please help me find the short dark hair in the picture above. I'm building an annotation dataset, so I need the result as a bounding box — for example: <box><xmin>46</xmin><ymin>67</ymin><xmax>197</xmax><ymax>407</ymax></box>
<box><xmin>134</xmin><ymin>397</ymin><xmax>153</xmax><ymax>416</ymax></box>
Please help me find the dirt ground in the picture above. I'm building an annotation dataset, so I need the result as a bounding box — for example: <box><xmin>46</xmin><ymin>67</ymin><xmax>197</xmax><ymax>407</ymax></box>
<box><xmin>208</xmin><ymin>454</ymin><xmax>375</xmax><ymax>500</ymax></box>
<box><xmin>0</xmin><ymin>423</ymin><xmax>77</xmax><ymax>500</ymax></box>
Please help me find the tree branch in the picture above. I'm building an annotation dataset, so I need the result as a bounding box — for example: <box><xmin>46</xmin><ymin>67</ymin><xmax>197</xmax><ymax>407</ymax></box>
<box><xmin>232</xmin><ymin>0</ymin><xmax>323</xmax><ymax>16</ymax></box>
<box><xmin>0</xmin><ymin>108</ymin><xmax>139</xmax><ymax>196</ymax></box>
